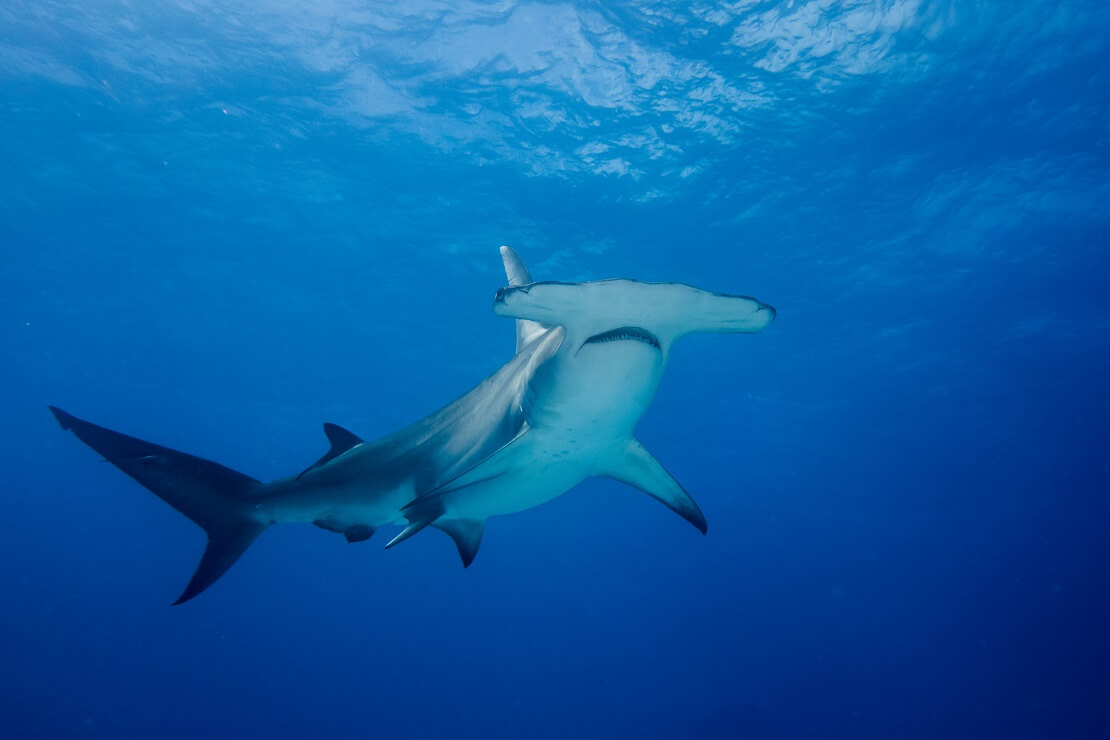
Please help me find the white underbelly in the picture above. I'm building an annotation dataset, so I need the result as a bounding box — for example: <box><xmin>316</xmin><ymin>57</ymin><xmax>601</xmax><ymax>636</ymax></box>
<box><xmin>440</xmin><ymin>429</ymin><xmax>612</xmax><ymax>519</ymax></box>
<box><xmin>255</xmin><ymin>479</ymin><xmax>415</xmax><ymax>528</ymax></box>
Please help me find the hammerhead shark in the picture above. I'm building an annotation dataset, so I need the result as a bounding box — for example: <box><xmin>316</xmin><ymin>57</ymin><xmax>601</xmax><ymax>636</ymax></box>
<box><xmin>50</xmin><ymin>247</ymin><xmax>775</xmax><ymax>603</ymax></box>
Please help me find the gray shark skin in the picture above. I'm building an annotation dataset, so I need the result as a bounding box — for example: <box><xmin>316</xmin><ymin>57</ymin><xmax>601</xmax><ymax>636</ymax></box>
<box><xmin>50</xmin><ymin>247</ymin><xmax>775</xmax><ymax>603</ymax></box>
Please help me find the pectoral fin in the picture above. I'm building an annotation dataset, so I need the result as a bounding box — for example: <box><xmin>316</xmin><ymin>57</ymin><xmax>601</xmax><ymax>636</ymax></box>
<box><xmin>601</xmin><ymin>439</ymin><xmax>708</xmax><ymax>534</ymax></box>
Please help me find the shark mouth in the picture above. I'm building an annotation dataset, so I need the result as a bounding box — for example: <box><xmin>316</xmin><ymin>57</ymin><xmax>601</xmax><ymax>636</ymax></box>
<box><xmin>583</xmin><ymin>326</ymin><xmax>660</xmax><ymax>350</ymax></box>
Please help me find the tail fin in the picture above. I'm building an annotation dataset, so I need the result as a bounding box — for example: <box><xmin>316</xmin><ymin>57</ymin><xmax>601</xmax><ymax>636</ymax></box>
<box><xmin>48</xmin><ymin>406</ymin><xmax>267</xmax><ymax>604</ymax></box>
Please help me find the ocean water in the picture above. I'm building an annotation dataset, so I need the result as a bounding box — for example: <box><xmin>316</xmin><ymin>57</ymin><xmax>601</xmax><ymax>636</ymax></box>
<box><xmin>2</xmin><ymin>1</ymin><xmax>1108</xmax><ymax>738</ymax></box>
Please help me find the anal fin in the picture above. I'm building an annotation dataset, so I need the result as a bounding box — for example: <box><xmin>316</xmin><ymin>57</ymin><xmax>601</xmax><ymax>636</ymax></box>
<box><xmin>601</xmin><ymin>439</ymin><xmax>708</xmax><ymax>534</ymax></box>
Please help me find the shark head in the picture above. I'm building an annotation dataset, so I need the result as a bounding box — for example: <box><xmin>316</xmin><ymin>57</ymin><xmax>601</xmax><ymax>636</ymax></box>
<box><xmin>494</xmin><ymin>277</ymin><xmax>775</xmax><ymax>436</ymax></box>
<box><xmin>493</xmin><ymin>279</ymin><xmax>776</xmax><ymax>351</ymax></box>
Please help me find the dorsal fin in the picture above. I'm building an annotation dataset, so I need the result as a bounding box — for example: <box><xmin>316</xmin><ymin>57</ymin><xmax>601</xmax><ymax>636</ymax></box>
<box><xmin>296</xmin><ymin>423</ymin><xmax>364</xmax><ymax>479</ymax></box>
<box><xmin>500</xmin><ymin>246</ymin><xmax>547</xmax><ymax>352</ymax></box>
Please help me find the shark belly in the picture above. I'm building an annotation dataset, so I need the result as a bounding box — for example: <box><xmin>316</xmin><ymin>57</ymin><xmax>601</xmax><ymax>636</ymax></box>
<box><xmin>251</xmin><ymin>469</ymin><xmax>417</xmax><ymax>531</ymax></box>
<box><xmin>439</xmin><ymin>430</ymin><xmax>616</xmax><ymax>519</ymax></box>
<box><xmin>433</xmin><ymin>339</ymin><xmax>668</xmax><ymax>521</ymax></box>
<box><xmin>526</xmin><ymin>338</ymin><xmax>666</xmax><ymax>433</ymax></box>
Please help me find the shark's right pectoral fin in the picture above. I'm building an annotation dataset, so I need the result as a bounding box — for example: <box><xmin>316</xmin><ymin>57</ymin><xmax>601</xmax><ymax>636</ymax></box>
<box><xmin>600</xmin><ymin>439</ymin><xmax>708</xmax><ymax>534</ymax></box>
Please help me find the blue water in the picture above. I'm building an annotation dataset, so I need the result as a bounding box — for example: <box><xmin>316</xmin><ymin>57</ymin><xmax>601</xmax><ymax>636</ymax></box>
<box><xmin>3</xmin><ymin>1</ymin><xmax>1109</xmax><ymax>737</ymax></box>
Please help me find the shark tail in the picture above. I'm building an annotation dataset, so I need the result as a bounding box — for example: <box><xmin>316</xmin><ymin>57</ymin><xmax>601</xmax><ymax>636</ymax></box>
<box><xmin>48</xmin><ymin>406</ymin><xmax>267</xmax><ymax>605</ymax></box>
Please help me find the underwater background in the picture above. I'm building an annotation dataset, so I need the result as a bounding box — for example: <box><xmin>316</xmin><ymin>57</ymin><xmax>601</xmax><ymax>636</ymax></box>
<box><xmin>2</xmin><ymin>1</ymin><xmax>1108</xmax><ymax>738</ymax></box>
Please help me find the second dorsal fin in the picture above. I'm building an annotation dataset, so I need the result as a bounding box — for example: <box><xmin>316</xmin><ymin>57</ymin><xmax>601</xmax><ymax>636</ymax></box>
<box><xmin>322</xmin><ymin>423</ymin><xmax>363</xmax><ymax>453</ymax></box>
<box><xmin>297</xmin><ymin>423</ymin><xmax>364</xmax><ymax>479</ymax></box>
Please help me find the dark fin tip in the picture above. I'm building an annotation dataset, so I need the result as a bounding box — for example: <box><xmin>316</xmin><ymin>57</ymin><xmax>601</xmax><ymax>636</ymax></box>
<box><xmin>323</xmin><ymin>422</ymin><xmax>363</xmax><ymax>448</ymax></box>
<box><xmin>689</xmin><ymin>508</ymin><xmax>708</xmax><ymax>535</ymax></box>
<box><xmin>172</xmin><ymin>582</ymin><xmax>204</xmax><ymax>606</ymax></box>
<box><xmin>48</xmin><ymin>405</ymin><xmax>74</xmax><ymax>430</ymax></box>
<box><xmin>433</xmin><ymin>518</ymin><xmax>484</xmax><ymax>568</ymax></box>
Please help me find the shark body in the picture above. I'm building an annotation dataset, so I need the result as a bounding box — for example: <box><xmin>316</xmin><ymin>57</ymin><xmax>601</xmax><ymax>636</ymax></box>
<box><xmin>51</xmin><ymin>247</ymin><xmax>775</xmax><ymax>603</ymax></box>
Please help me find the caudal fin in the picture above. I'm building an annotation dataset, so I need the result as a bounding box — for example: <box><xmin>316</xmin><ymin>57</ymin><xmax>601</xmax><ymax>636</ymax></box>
<box><xmin>48</xmin><ymin>406</ymin><xmax>267</xmax><ymax>604</ymax></box>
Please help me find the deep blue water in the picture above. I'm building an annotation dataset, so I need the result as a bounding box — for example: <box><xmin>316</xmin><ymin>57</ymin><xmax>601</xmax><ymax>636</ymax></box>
<box><xmin>2</xmin><ymin>1</ymin><xmax>1109</xmax><ymax>738</ymax></box>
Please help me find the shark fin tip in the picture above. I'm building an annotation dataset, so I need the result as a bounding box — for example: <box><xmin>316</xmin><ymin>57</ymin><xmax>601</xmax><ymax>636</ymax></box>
<box><xmin>433</xmin><ymin>518</ymin><xmax>485</xmax><ymax>568</ymax></box>
<box><xmin>48</xmin><ymin>405</ymin><xmax>74</xmax><ymax>430</ymax></box>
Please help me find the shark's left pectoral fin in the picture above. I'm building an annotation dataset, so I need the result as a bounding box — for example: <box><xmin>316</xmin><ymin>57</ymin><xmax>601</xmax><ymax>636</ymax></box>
<box><xmin>601</xmin><ymin>440</ymin><xmax>708</xmax><ymax>534</ymax></box>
